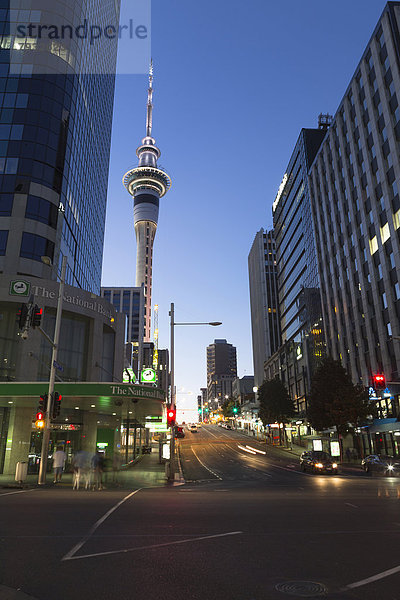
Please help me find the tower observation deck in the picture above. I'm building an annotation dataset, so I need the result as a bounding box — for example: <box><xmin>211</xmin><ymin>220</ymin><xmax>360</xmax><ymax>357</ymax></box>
<box><xmin>123</xmin><ymin>62</ymin><xmax>171</xmax><ymax>342</ymax></box>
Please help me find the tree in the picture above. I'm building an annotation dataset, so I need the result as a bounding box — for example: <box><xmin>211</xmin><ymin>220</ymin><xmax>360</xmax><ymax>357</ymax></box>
<box><xmin>221</xmin><ymin>397</ymin><xmax>241</xmax><ymax>418</ymax></box>
<box><xmin>307</xmin><ymin>357</ymin><xmax>374</xmax><ymax>438</ymax></box>
<box><xmin>258</xmin><ymin>378</ymin><xmax>295</xmax><ymax>444</ymax></box>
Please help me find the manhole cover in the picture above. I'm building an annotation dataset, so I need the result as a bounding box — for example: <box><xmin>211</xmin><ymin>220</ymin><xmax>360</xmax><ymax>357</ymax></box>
<box><xmin>275</xmin><ymin>581</ymin><xmax>328</xmax><ymax>597</ymax></box>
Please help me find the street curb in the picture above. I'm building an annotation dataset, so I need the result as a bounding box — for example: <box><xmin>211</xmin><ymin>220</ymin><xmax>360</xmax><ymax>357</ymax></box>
<box><xmin>176</xmin><ymin>442</ymin><xmax>186</xmax><ymax>484</ymax></box>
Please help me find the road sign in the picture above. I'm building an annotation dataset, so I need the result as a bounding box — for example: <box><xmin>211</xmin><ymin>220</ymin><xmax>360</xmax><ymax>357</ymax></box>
<box><xmin>141</xmin><ymin>367</ymin><xmax>156</xmax><ymax>383</ymax></box>
<box><xmin>10</xmin><ymin>280</ymin><xmax>30</xmax><ymax>297</ymax></box>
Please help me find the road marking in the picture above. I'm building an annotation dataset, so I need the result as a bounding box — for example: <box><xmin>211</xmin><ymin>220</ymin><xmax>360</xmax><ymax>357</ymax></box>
<box><xmin>345</xmin><ymin>503</ymin><xmax>358</xmax><ymax>508</ymax></box>
<box><xmin>0</xmin><ymin>489</ymin><xmax>37</xmax><ymax>497</ymax></box>
<box><xmin>203</xmin><ymin>427</ymin><xmax>219</xmax><ymax>439</ymax></box>
<box><xmin>64</xmin><ymin>531</ymin><xmax>243</xmax><ymax>561</ymax></box>
<box><xmin>192</xmin><ymin>448</ymin><xmax>222</xmax><ymax>480</ymax></box>
<box><xmin>62</xmin><ymin>488</ymin><xmax>143</xmax><ymax>561</ymax></box>
<box><xmin>344</xmin><ymin>563</ymin><xmax>400</xmax><ymax>590</ymax></box>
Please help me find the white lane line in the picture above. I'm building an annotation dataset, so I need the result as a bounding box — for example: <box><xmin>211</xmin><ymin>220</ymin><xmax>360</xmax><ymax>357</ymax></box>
<box><xmin>62</xmin><ymin>488</ymin><xmax>142</xmax><ymax>561</ymax></box>
<box><xmin>344</xmin><ymin>563</ymin><xmax>400</xmax><ymax>590</ymax></box>
<box><xmin>64</xmin><ymin>531</ymin><xmax>243</xmax><ymax>561</ymax></box>
<box><xmin>203</xmin><ymin>427</ymin><xmax>219</xmax><ymax>439</ymax></box>
<box><xmin>192</xmin><ymin>448</ymin><xmax>222</xmax><ymax>480</ymax></box>
<box><xmin>0</xmin><ymin>489</ymin><xmax>37</xmax><ymax>497</ymax></box>
<box><xmin>345</xmin><ymin>502</ymin><xmax>358</xmax><ymax>508</ymax></box>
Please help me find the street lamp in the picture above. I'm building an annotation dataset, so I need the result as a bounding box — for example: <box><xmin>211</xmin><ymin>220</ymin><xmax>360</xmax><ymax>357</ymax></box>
<box><xmin>38</xmin><ymin>255</ymin><xmax>67</xmax><ymax>485</ymax></box>
<box><xmin>169</xmin><ymin>302</ymin><xmax>221</xmax><ymax>480</ymax></box>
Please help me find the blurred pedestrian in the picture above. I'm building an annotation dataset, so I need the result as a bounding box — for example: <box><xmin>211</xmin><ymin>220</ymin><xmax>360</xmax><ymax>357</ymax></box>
<box><xmin>92</xmin><ymin>451</ymin><xmax>105</xmax><ymax>490</ymax></box>
<box><xmin>346</xmin><ymin>448</ymin><xmax>351</xmax><ymax>462</ymax></box>
<box><xmin>72</xmin><ymin>450</ymin><xmax>91</xmax><ymax>490</ymax></box>
<box><xmin>112</xmin><ymin>452</ymin><xmax>123</xmax><ymax>484</ymax></box>
<box><xmin>52</xmin><ymin>445</ymin><xmax>66</xmax><ymax>483</ymax></box>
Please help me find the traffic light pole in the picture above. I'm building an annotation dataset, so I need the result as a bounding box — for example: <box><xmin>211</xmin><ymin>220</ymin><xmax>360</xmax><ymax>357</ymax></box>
<box><xmin>169</xmin><ymin>302</ymin><xmax>175</xmax><ymax>481</ymax></box>
<box><xmin>38</xmin><ymin>256</ymin><xmax>67</xmax><ymax>485</ymax></box>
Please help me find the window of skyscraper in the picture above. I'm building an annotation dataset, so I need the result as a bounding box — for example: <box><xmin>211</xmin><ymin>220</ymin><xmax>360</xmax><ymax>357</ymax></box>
<box><xmin>25</xmin><ymin>196</ymin><xmax>58</xmax><ymax>228</ymax></box>
<box><xmin>20</xmin><ymin>232</ymin><xmax>54</xmax><ymax>262</ymax></box>
<box><xmin>0</xmin><ymin>194</ymin><xmax>12</xmax><ymax>216</ymax></box>
<box><xmin>0</xmin><ymin>230</ymin><xmax>8</xmax><ymax>255</ymax></box>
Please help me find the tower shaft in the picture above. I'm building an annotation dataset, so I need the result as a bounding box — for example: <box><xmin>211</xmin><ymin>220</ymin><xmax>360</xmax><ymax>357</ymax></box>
<box><xmin>134</xmin><ymin>220</ymin><xmax>156</xmax><ymax>341</ymax></box>
<box><xmin>123</xmin><ymin>63</ymin><xmax>171</xmax><ymax>344</ymax></box>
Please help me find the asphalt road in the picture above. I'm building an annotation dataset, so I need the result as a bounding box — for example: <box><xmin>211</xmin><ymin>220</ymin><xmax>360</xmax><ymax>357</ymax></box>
<box><xmin>1</xmin><ymin>424</ymin><xmax>400</xmax><ymax>600</ymax></box>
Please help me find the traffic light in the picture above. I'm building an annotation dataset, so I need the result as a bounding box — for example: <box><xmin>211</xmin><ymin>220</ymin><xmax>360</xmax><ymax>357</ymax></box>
<box><xmin>198</xmin><ymin>407</ymin><xmax>202</xmax><ymax>413</ymax></box>
<box><xmin>167</xmin><ymin>406</ymin><xmax>176</xmax><ymax>427</ymax></box>
<box><xmin>35</xmin><ymin>410</ymin><xmax>45</xmax><ymax>429</ymax></box>
<box><xmin>233</xmin><ymin>406</ymin><xmax>238</xmax><ymax>414</ymax></box>
<box><xmin>39</xmin><ymin>394</ymin><xmax>48</xmax><ymax>413</ymax></box>
<box><xmin>31</xmin><ymin>305</ymin><xmax>43</xmax><ymax>328</ymax></box>
<box><xmin>52</xmin><ymin>392</ymin><xmax>62</xmax><ymax>419</ymax></box>
<box><xmin>373</xmin><ymin>374</ymin><xmax>386</xmax><ymax>389</ymax></box>
<box><xmin>16</xmin><ymin>304</ymin><xmax>29</xmax><ymax>330</ymax></box>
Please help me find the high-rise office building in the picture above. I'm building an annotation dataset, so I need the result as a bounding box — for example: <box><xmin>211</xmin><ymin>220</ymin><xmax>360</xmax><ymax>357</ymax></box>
<box><xmin>206</xmin><ymin>339</ymin><xmax>237</xmax><ymax>405</ymax></box>
<box><xmin>123</xmin><ymin>64</ymin><xmax>171</xmax><ymax>341</ymax></box>
<box><xmin>309</xmin><ymin>2</ymin><xmax>400</xmax><ymax>425</ymax></box>
<box><xmin>0</xmin><ymin>0</ymin><xmax>121</xmax><ymax>293</ymax></box>
<box><xmin>101</xmin><ymin>286</ymin><xmax>145</xmax><ymax>374</ymax></box>
<box><xmin>272</xmin><ymin>124</ymin><xmax>328</xmax><ymax>412</ymax></box>
<box><xmin>248</xmin><ymin>228</ymin><xmax>281</xmax><ymax>389</ymax></box>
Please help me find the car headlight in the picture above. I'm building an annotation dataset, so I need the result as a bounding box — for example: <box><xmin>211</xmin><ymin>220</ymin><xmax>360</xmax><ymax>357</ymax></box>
<box><xmin>315</xmin><ymin>463</ymin><xmax>324</xmax><ymax>468</ymax></box>
<box><xmin>388</xmin><ymin>464</ymin><xmax>394</xmax><ymax>470</ymax></box>
<box><xmin>332</xmin><ymin>463</ymin><xmax>338</xmax><ymax>469</ymax></box>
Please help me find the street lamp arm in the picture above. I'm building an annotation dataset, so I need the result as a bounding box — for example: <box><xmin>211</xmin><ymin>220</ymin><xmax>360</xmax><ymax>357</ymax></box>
<box><xmin>174</xmin><ymin>322</ymin><xmax>222</xmax><ymax>326</ymax></box>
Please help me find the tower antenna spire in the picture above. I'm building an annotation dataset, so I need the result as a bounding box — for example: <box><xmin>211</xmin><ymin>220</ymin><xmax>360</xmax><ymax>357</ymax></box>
<box><xmin>146</xmin><ymin>59</ymin><xmax>154</xmax><ymax>137</ymax></box>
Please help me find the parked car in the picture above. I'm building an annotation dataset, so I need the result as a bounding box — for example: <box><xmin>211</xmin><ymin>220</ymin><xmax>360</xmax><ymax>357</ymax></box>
<box><xmin>361</xmin><ymin>454</ymin><xmax>400</xmax><ymax>476</ymax></box>
<box><xmin>175</xmin><ymin>426</ymin><xmax>185</xmax><ymax>439</ymax></box>
<box><xmin>300</xmin><ymin>450</ymin><xmax>339</xmax><ymax>474</ymax></box>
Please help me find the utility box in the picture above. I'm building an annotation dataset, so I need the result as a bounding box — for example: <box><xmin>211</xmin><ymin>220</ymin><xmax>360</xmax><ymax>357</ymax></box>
<box><xmin>15</xmin><ymin>461</ymin><xmax>28</xmax><ymax>483</ymax></box>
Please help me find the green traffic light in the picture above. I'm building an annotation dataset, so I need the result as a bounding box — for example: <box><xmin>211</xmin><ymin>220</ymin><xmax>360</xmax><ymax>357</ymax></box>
<box><xmin>233</xmin><ymin>407</ymin><xmax>238</xmax><ymax>413</ymax></box>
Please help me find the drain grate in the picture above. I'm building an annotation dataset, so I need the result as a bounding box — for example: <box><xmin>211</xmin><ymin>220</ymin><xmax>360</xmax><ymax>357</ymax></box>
<box><xmin>275</xmin><ymin>581</ymin><xmax>328</xmax><ymax>597</ymax></box>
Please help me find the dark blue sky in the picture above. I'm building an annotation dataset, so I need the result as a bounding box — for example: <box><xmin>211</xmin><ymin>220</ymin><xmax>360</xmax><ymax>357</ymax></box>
<box><xmin>102</xmin><ymin>0</ymin><xmax>386</xmax><ymax>414</ymax></box>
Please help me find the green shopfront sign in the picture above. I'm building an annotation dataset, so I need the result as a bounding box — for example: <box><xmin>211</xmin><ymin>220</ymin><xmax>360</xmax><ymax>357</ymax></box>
<box><xmin>0</xmin><ymin>382</ymin><xmax>165</xmax><ymax>401</ymax></box>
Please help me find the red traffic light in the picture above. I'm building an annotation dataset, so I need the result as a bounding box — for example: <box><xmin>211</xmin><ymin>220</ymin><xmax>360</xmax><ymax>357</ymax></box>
<box><xmin>373</xmin><ymin>374</ymin><xmax>386</xmax><ymax>389</ymax></box>
<box><xmin>31</xmin><ymin>305</ymin><xmax>43</xmax><ymax>328</ymax></box>
<box><xmin>166</xmin><ymin>407</ymin><xmax>176</xmax><ymax>427</ymax></box>
<box><xmin>36</xmin><ymin>411</ymin><xmax>44</xmax><ymax>421</ymax></box>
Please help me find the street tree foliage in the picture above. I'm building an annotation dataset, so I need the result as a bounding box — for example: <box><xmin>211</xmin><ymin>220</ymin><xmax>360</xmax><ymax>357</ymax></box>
<box><xmin>221</xmin><ymin>397</ymin><xmax>240</xmax><ymax>418</ymax></box>
<box><xmin>258</xmin><ymin>378</ymin><xmax>295</xmax><ymax>428</ymax></box>
<box><xmin>307</xmin><ymin>357</ymin><xmax>373</xmax><ymax>435</ymax></box>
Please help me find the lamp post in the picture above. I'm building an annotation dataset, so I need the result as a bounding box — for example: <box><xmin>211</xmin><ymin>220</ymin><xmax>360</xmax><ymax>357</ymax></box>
<box><xmin>168</xmin><ymin>302</ymin><xmax>221</xmax><ymax>480</ymax></box>
<box><xmin>38</xmin><ymin>255</ymin><xmax>67</xmax><ymax>485</ymax></box>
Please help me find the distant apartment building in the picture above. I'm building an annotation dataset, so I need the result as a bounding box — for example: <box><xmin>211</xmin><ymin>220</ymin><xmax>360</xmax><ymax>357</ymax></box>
<box><xmin>101</xmin><ymin>286</ymin><xmax>145</xmax><ymax>375</ymax></box>
<box><xmin>309</xmin><ymin>2</ymin><xmax>400</xmax><ymax>429</ymax></box>
<box><xmin>248</xmin><ymin>229</ymin><xmax>280</xmax><ymax>389</ymax></box>
<box><xmin>232</xmin><ymin>375</ymin><xmax>255</xmax><ymax>406</ymax></box>
<box><xmin>206</xmin><ymin>339</ymin><xmax>237</xmax><ymax>405</ymax></box>
<box><xmin>271</xmin><ymin>123</ymin><xmax>328</xmax><ymax>413</ymax></box>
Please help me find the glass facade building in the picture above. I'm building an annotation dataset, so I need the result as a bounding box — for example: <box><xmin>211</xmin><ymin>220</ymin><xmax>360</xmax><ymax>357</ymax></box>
<box><xmin>272</xmin><ymin>127</ymin><xmax>327</xmax><ymax>412</ymax></box>
<box><xmin>0</xmin><ymin>0</ymin><xmax>120</xmax><ymax>293</ymax></box>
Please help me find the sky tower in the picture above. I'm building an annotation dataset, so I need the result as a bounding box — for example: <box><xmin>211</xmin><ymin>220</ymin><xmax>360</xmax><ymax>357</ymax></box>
<box><xmin>123</xmin><ymin>63</ymin><xmax>171</xmax><ymax>341</ymax></box>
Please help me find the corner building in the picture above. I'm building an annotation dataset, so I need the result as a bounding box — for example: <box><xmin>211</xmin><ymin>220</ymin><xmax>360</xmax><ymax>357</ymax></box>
<box><xmin>309</xmin><ymin>2</ymin><xmax>400</xmax><ymax>412</ymax></box>
<box><xmin>0</xmin><ymin>0</ymin><xmax>120</xmax><ymax>293</ymax></box>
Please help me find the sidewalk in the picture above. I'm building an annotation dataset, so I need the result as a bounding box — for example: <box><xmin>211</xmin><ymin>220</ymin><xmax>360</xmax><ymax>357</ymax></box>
<box><xmin>0</xmin><ymin>450</ymin><xmax>168</xmax><ymax>490</ymax></box>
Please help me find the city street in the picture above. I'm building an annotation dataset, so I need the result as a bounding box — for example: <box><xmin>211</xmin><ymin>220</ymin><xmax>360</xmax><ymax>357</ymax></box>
<box><xmin>0</xmin><ymin>425</ymin><xmax>400</xmax><ymax>599</ymax></box>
